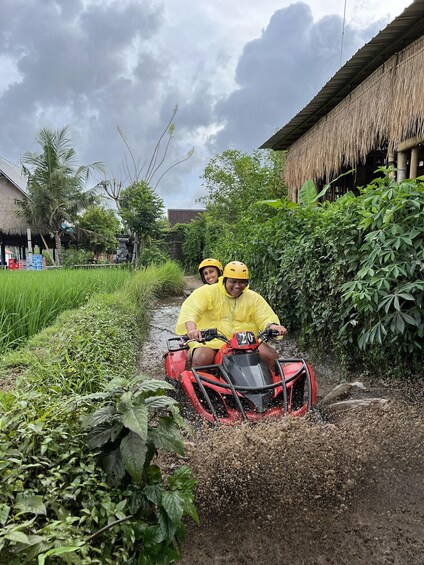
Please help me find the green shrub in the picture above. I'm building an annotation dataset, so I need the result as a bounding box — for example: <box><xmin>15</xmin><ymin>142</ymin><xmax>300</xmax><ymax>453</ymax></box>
<box><xmin>185</xmin><ymin>170</ymin><xmax>423</xmax><ymax>376</ymax></box>
<box><xmin>138</xmin><ymin>244</ymin><xmax>170</xmax><ymax>267</ymax></box>
<box><xmin>0</xmin><ymin>262</ymin><xmax>196</xmax><ymax>563</ymax></box>
<box><xmin>338</xmin><ymin>171</ymin><xmax>424</xmax><ymax>368</ymax></box>
<box><xmin>63</xmin><ymin>248</ymin><xmax>95</xmax><ymax>267</ymax></box>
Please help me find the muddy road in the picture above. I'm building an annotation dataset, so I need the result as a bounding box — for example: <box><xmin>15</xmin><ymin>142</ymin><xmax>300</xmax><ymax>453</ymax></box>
<box><xmin>139</xmin><ymin>290</ymin><xmax>424</xmax><ymax>565</ymax></box>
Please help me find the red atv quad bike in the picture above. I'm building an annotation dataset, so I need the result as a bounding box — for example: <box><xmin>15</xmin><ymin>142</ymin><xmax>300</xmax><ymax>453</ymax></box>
<box><xmin>164</xmin><ymin>328</ymin><xmax>317</xmax><ymax>425</ymax></box>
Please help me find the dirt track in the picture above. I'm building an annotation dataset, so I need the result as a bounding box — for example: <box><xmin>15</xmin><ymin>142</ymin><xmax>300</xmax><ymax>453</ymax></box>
<box><xmin>140</xmin><ymin>279</ymin><xmax>424</xmax><ymax>565</ymax></box>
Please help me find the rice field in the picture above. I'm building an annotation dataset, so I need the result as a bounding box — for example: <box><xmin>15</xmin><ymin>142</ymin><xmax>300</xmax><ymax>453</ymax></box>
<box><xmin>0</xmin><ymin>268</ymin><xmax>132</xmax><ymax>355</ymax></box>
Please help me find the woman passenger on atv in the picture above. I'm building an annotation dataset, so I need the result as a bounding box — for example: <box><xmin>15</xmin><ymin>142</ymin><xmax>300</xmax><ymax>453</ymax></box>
<box><xmin>176</xmin><ymin>261</ymin><xmax>287</xmax><ymax>371</ymax></box>
<box><xmin>198</xmin><ymin>258</ymin><xmax>223</xmax><ymax>285</ymax></box>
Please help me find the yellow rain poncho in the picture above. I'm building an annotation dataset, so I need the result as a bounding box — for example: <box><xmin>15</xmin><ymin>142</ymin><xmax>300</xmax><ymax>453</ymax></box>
<box><xmin>176</xmin><ymin>277</ymin><xmax>280</xmax><ymax>350</ymax></box>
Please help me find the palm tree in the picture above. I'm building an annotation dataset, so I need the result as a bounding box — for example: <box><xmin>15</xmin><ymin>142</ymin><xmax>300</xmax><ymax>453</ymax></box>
<box><xmin>17</xmin><ymin>127</ymin><xmax>103</xmax><ymax>265</ymax></box>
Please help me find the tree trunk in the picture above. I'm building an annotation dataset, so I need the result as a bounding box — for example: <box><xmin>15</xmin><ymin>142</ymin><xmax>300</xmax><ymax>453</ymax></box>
<box><xmin>40</xmin><ymin>234</ymin><xmax>55</xmax><ymax>266</ymax></box>
<box><xmin>54</xmin><ymin>232</ymin><xmax>63</xmax><ymax>266</ymax></box>
<box><xmin>130</xmin><ymin>232</ymin><xmax>139</xmax><ymax>266</ymax></box>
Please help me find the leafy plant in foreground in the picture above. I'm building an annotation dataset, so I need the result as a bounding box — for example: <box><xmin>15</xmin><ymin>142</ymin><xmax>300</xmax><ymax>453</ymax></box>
<box><xmin>80</xmin><ymin>375</ymin><xmax>198</xmax><ymax>563</ymax></box>
<box><xmin>0</xmin><ymin>376</ymin><xmax>197</xmax><ymax>564</ymax></box>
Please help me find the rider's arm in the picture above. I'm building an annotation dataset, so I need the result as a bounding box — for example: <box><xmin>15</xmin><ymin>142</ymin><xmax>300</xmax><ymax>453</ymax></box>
<box><xmin>176</xmin><ymin>286</ymin><xmax>208</xmax><ymax>335</ymax></box>
<box><xmin>250</xmin><ymin>292</ymin><xmax>288</xmax><ymax>336</ymax></box>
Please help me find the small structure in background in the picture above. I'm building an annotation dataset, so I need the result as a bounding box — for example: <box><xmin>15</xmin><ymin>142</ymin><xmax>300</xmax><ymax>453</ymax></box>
<box><xmin>261</xmin><ymin>2</ymin><xmax>424</xmax><ymax>201</ymax></box>
<box><xmin>167</xmin><ymin>209</ymin><xmax>205</xmax><ymax>228</ymax></box>
<box><xmin>115</xmin><ymin>235</ymin><xmax>131</xmax><ymax>263</ymax></box>
<box><xmin>0</xmin><ymin>157</ymin><xmax>54</xmax><ymax>267</ymax></box>
<box><xmin>0</xmin><ymin>157</ymin><xmax>30</xmax><ymax>266</ymax></box>
<box><xmin>167</xmin><ymin>209</ymin><xmax>205</xmax><ymax>263</ymax></box>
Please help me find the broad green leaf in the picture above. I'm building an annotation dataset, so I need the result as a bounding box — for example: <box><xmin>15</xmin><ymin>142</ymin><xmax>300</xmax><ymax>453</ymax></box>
<box><xmin>158</xmin><ymin>508</ymin><xmax>177</xmax><ymax>542</ymax></box>
<box><xmin>122</xmin><ymin>403</ymin><xmax>148</xmax><ymax>440</ymax></box>
<box><xmin>116</xmin><ymin>499</ymin><xmax>127</xmax><ymax>512</ymax></box>
<box><xmin>85</xmin><ymin>422</ymin><xmax>123</xmax><ymax>449</ymax></box>
<box><xmin>38</xmin><ymin>545</ymin><xmax>83</xmax><ymax>564</ymax></box>
<box><xmin>143</xmin><ymin>484</ymin><xmax>163</xmax><ymax>505</ymax></box>
<box><xmin>117</xmin><ymin>391</ymin><xmax>133</xmax><ymax>412</ymax></box>
<box><xmin>136</xmin><ymin>379</ymin><xmax>175</xmax><ymax>393</ymax></box>
<box><xmin>80</xmin><ymin>405</ymin><xmax>115</xmax><ymax>431</ymax></box>
<box><xmin>182</xmin><ymin>498</ymin><xmax>200</xmax><ymax>524</ymax></box>
<box><xmin>5</xmin><ymin>530</ymin><xmax>31</xmax><ymax>544</ymax></box>
<box><xmin>145</xmin><ymin>396</ymin><xmax>178</xmax><ymax>410</ymax></box>
<box><xmin>400</xmin><ymin>312</ymin><xmax>418</xmax><ymax>326</ymax></box>
<box><xmin>120</xmin><ymin>431</ymin><xmax>147</xmax><ymax>483</ymax></box>
<box><xmin>16</xmin><ymin>494</ymin><xmax>47</xmax><ymax>516</ymax></box>
<box><xmin>397</xmin><ymin>293</ymin><xmax>415</xmax><ymax>301</ymax></box>
<box><xmin>145</xmin><ymin>464</ymin><xmax>162</xmax><ymax>484</ymax></box>
<box><xmin>299</xmin><ymin>179</ymin><xmax>317</xmax><ymax>206</ymax></box>
<box><xmin>27</xmin><ymin>534</ymin><xmax>44</xmax><ymax>545</ymax></box>
<box><xmin>103</xmin><ymin>446</ymin><xmax>125</xmax><ymax>483</ymax></box>
<box><xmin>168</xmin><ymin>465</ymin><xmax>196</xmax><ymax>490</ymax></box>
<box><xmin>391</xmin><ymin>312</ymin><xmax>405</xmax><ymax>334</ymax></box>
<box><xmin>0</xmin><ymin>503</ymin><xmax>11</xmax><ymax>526</ymax></box>
<box><xmin>148</xmin><ymin>418</ymin><xmax>184</xmax><ymax>456</ymax></box>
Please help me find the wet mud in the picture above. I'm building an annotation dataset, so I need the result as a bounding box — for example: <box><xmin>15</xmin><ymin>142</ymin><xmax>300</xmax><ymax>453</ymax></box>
<box><xmin>138</xmin><ymin>290</ymin><xmax>424</xmax><ymax>565</ymax></box>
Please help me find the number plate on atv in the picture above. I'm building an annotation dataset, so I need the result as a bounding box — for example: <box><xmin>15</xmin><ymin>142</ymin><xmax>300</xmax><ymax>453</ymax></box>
<box><xmin>234</xmin><ymin>331</ymin><xmax>257</xmax><ymax>347</ymax></box>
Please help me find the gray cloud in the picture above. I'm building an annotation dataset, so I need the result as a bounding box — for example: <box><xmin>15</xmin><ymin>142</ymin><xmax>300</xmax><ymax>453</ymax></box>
<box><xmin>0</xmin><ymin>0</ymin><xmax>394</xmax><ymax>210</ymax></box>
<box><xmin>211</xmin><ymin>2</ymin><xmax>383</xmax><ymax>152</ymax></box>
<box><xmin>0</xmin><ymin>0</ymin><xmax>165</xmax><ymax>160</ymax></box>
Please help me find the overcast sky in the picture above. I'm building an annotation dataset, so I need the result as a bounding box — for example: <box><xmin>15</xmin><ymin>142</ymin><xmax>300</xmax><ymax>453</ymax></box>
<box><xmin>0</xmin><ymin>0</ymin><xmax>412</xmax><ymax>210</ymax></box>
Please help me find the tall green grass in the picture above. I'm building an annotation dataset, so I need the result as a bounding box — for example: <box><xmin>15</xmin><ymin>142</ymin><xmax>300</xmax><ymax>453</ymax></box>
<box><xmin>0</xmin><ymin>269</ymin><xmax>132</xmax><ymax>355</ymax></box>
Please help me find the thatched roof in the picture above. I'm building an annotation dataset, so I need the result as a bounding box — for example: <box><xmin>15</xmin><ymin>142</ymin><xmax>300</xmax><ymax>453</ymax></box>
<box><xmin>260</xmin><ymin>1</ymin><xmax>424</xmax><ymax>188</ymax></box>
<box><xmin>0</xmin><ymin>157</ymin><xmax>29</xmax><ymax>236</ymax></box>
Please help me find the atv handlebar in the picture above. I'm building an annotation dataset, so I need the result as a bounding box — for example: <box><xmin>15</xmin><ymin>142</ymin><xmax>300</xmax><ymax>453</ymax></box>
<box><xmin>184</xmin><ymin>327</ymin><xmax>280</xmax><ymax>344</ymax></box>
<box><xmin>258</xmin><ymin>328</ymin><xmax>280</xmax><ymax>341</ymax></box>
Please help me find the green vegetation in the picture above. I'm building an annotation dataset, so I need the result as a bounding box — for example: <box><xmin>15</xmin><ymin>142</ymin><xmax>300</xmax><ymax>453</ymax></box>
<box><xmin>183</xmin><ymin>159</ymin><xmax>423</xmax><ymax>377</ymax></box>
<box><xmin>120</xmin><ymin>181</ymin><xmax>165</xmax><ymax>252</ymax></box>
<box><xmin>0</xmin><ymin>269</ymin><xmax>132</xmax><ymax>356</ymax></box>
<box><xmin>182</xmin><ymin>149</ymin><xmax>286</xmax><ymax>270</ymax></box>
<box><xmin>75</xmin><ymin>206</ymin><xmax>121</xmax><ymax>258</ymax></box>
<box><xmin>0</xmin><ymin>262</ymin><xmax>195</xmax><ymax>563</ymax></box>
<box><xmin>17</xmin><ymin>127</ymin><xmax>103</xmax><ymax>266</ymax></box>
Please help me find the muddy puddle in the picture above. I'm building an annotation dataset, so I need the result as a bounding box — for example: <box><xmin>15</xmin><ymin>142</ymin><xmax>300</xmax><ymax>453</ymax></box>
<box><xmin>138</xmin><ymin>296</ymin><xmax>424</xmax><ymax>565</ymax></box>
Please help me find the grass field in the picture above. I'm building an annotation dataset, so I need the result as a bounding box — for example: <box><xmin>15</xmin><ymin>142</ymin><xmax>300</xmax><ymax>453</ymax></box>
<box><xmin>0</xmin><ymin>268</ymin><xmax>132</xmax><ymax>355</ymax></box>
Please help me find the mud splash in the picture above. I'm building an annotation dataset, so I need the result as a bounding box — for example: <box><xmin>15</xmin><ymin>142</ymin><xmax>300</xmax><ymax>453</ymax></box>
<box><xmin>139</xmin><ymin>296</ymin><xmax>424</xmax><ymax>565</ymax></box>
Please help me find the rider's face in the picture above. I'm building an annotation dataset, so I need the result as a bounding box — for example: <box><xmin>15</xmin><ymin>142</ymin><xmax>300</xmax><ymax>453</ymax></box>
<box><xmin>225</xmin><ymin>278</ymin><xmax>248</xmax><ymax>297</ymax></box>
<box><xmin>202</xmin><ymin>267</ymin><xmax>219</xmax><ymax>284</ymax></box>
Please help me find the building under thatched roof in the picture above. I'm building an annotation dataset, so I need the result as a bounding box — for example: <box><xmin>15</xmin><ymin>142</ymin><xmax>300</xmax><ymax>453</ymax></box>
<box><xmin>0</xmin><ymin>157</ymin><xmax>31</xmax><ymax>264</ymax></box>
<box><xmin>261</xmin><ymin>1</ymin><xmax>424</xmax><ymax>201</ymax></box>
<box><xmin>0</xmin><ymin>156</ymin><xmax>29</xmax><ymax>236</ymax></box>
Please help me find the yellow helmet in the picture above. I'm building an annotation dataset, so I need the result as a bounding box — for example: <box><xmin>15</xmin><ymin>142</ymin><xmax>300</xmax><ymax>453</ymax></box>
<box><xmin>223</xmin><ymin>261</ymin><xmax>249</xmax><ymax>280</ymax></box>
<box><xmin>198</xmin><ymin>258</ymin><xmax>223</xmax><ymax>282</ymax></box>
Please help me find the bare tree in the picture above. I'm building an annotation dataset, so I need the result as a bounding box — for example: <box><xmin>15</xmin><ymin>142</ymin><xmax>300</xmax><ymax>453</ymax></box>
<box><xmin>100</xmin><ymin>106</ymin><xmax>194</xmax><ymax>263</ymax></box>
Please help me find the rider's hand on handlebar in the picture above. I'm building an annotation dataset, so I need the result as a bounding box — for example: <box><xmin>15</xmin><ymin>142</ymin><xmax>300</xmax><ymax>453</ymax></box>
<box><xmin>186</xmin><ymin>328</ymin><xmax>204</xmax><ymax>342</ymax></box>
<box><xmin>267</xmin><ymin>323</ymin><xmax>288</xmax><ymax>336</ymax></box>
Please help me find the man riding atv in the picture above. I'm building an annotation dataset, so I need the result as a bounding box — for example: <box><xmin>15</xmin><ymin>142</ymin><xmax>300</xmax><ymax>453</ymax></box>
<box><xmin>176</xmin><ymin>261</ymin><xmax>287</xmax><ymax>371</ymax></box>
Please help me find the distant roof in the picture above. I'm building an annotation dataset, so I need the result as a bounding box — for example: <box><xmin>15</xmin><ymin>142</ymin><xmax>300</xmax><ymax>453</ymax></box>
<box><xmin>168</xmin><ymin>208</ymin><xmax>205</xmax><ymax>227</ymax></box>
<box><xmin>261</xmin><ymin>1</ymin><xmax>424</xmax><ymax>150</ymax></box>
<box><xmin>0</xmin><ymin>156</ymin><xmax>28</xmax><ymax>195</ymax></box>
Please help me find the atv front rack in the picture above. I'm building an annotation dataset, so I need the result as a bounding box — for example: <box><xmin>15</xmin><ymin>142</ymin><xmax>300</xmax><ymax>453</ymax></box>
<box><xmin>167</xmin><ymin>336</ymin><xmax>189</xmax><ymax>352</ymax></box>
<box><xmin>190</xmin><ymin>358</ymin><xmax>314</xmax><ymax>423</ymax></box>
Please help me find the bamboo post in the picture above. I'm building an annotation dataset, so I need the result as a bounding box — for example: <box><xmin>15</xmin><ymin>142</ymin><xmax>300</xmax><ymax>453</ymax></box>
<box><xmin>388</xmin><ymin>148</ymin><xmax>396</xmax><ymax>179</ymax></box>
<box><xmin>27</xmin><ymin>227</ymin><xmax>33</xmax><ymax>270</ymax></box>
<box><xmin>409</xmin><ymin>147</ymin><xmax>419</xmax><ymax>178</ymax></box>
<box><xmin>396</xmin><ymin>151</ymin><xmax>408</xmax><ymax>182</ymax></box>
